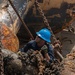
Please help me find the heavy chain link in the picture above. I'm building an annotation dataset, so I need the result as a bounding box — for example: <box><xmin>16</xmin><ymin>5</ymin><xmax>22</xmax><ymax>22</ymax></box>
<box><xmin>35</xmin><ymin>0</ymin><xmax>56</xmax><ymax>41</ymax></box>
<box><xmin>35</xmin><ymin>0</ymin><xmax>64</xmax><ymax>60</ymax></box>
<box><xmin>0</xmin><ymin>23</ymin><xmax>4</xmax><ymax>75</ymax></box>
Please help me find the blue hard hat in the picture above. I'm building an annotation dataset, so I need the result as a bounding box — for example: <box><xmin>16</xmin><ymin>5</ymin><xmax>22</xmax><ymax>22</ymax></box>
<box><xmin>36</xmin><ymin>28</ymin><xmax>51</xmax><ymax>43</ymax></box>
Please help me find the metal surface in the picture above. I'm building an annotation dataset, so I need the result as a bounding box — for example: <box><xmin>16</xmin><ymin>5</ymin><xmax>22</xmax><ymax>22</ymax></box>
<box><xmin>1</xmin><ymin>23</ymin><xmax>19</xmax><ymax>52</ymax></box>
<box><xmin>0</xmin><ymin>0</ymin><xmax>34</xmax><ymax>51</ymax></box>
<box><xmin>0</xmin><ymin>0</ymin><xmax>75</xmax><ymax>50</ymax></box>
<box><xmin>0</xmin><ymin>0</ymin><xmax>28</xmax><ymax>34</ymax></box>
<box><xmin>8</xmin><ymin>0</ymin><xmax>34</xmax><ymax>39</ymax></box>
<box><xmin>25</xmin><ymin>0</ymin><xmax>75</xmax><ymax>34</ymax></box>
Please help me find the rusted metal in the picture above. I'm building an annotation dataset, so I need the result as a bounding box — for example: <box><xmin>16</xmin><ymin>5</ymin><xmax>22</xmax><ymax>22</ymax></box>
<box><xmin>7</xmin><ymin>0</ymin><xmax>34</xmax><ymax>40</ymax></box>
<box><xmin>0</xmin><ymin>0</ymin><xmax>30</xmax><ymax>51</ymax></box>
<box><xmin>35</xmin><ymin>0</ymin><xmax>64</xmax><ymax>60</ymax></box>
<box><xmin>0</xmin><ymin>0</ymin><xmax>28</xmax><ymax>34</ymax></box>
<box><xmin>1</xmin><ymin>23</ymin><xmax>19</xmax><ymax>52</ymax></box>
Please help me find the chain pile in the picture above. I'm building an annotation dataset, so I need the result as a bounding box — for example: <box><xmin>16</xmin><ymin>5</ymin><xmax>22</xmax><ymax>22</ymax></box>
<box><xmin>3</xmin><ymin>49</ymin><xmax>62</xmax><ymax>75</ymax></box>
<box><xmin>18</xmin><ymin>49</ymin><xmax>61</xmax><ymax>75</ymax></box>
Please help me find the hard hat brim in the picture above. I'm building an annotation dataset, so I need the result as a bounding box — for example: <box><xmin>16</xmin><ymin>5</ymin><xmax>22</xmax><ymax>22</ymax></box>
<box><xmin>36</xmin><ymin>32</ymin><xmax>51</xmax><ymax>43</ymax></box>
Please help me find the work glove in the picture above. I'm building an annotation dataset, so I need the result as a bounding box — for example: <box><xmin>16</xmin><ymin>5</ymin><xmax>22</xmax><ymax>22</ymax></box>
<box><xmin>41</xmin><ymin>45</ymin><xmax>48</xmax><ymax>54</ymax></box>
<box><xmin>53</xmin><ymin>40</ymin><xmax>61</xmax><ymax>48</ymax></box>
<box><xmin>53</xmin><ymin>39</ymin><xmax>62</xmax><ymax>53</ymax></box>
<box><xmin>17</xmin><ymin>51</ymin><xmax>22</xmax><ymax>55</ymax></box>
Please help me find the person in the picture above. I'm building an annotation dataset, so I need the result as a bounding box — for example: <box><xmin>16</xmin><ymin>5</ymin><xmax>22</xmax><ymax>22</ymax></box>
<box><xmin>20</xmin><ymin>28</ymin><xmax>55</xmax><ymax>63</ymax></box>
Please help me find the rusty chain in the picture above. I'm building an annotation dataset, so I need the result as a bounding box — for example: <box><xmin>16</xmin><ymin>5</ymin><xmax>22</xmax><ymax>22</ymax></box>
<box><xmin>35</xmin><ymin>0</ymin><xmax>64</xmax><ymax>60</ymax></box>
<box><xmin>0</xmin><ymin>23</ymin><xmax>4</xmax><ymax>75</ymax></box>
<box><xmin>35</xmin><ymin>0</ymin><xmax>56</xmax><ymax>41</ymax></box>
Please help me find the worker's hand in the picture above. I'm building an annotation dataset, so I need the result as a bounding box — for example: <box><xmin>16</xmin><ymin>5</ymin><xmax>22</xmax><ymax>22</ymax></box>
<box><xmin>54</xmin><ymin>43</ymin><xmax>60</xmax><ymax>48</ymax></box>
<box><xmin>53</xmin><ymin>40</ymin><xmax>62</xmax><ymax>56</ymax></box>
<box><xmin>43</xmin><ymin>58</ymin><xmax>51</xmax><ymax>66</ymax></box>
<box><xmin>41</xmin><ymin>45</ymin><xmax>48</xmax><ymax>51</ymax></box>
<box><xmin>17</xmin><ymin>51</ymin><xmax>22</xmax><ymax>55</ymax></box>
<box><xmin>53</xmin><ymin>40</ymin><xmax>62</xmax><ymax>49</ymax></box>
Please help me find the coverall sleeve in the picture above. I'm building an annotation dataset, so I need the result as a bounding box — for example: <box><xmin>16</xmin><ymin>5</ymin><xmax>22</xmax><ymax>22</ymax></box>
<box><xmin>19</xmin><ymin>43</ymin><xmax>31</xmax><ymax>52</ymax></box>
<box><xmin>48</xmin><ymin>44</ymin><xmax>55</xmax><ymax>62</ymax></box>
